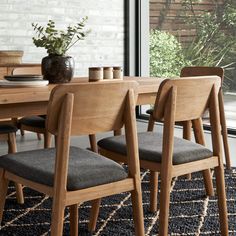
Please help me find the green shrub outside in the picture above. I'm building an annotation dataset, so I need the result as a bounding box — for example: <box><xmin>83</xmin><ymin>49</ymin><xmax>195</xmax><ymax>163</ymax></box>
<box><xmin>150</xmin><ymin>0</ymin><xmax>235</xmax><ymax>91</ymax></box>
<box><xmin>149</xmin><ymin>29</ymin><xmax>189</xmax><ymax>77</ymax></box>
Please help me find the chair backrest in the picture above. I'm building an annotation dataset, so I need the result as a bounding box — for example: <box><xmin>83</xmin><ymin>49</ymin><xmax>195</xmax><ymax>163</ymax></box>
<box><xmin>46</xmin><ymin>81</ymin><xmax>139</xmax><ymax>190</ymax></box>
<box><xmin>180</xmin><ymin>66</ymin><xmax>224</xmax><ymax>84</ymax></box>
<box><xmin>12</xmin><ymin>66</ymin><xmax>42</xmax><ymax>75</ymax></box>
<box><xmin>47</xmin><ymin>81</ymin><xmax>138</xmax><ymax>136</ymax></box>
<box><xmin>152</xmin><ymin>76</ymin><xmax>221</xmax><ymax>122</ymax></box>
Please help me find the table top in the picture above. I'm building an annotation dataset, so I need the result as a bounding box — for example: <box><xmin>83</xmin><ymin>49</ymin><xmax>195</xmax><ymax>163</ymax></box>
<box><xmin>0</xmin><ymin>76</ymin><xmax>164</xmax><ymax>105</ymax></box>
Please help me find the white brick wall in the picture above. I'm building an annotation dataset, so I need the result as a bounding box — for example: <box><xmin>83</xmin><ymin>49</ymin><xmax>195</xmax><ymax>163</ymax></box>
<box><xmin>0</xmin><ymin>0</ymin><xmax>124</xmax><ymax>76</ymax></box>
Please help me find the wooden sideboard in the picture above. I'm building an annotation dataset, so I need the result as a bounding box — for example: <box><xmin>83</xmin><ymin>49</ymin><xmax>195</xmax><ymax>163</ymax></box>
<box><xmin>0</xmin><ymin>63</ymin><xmax>41</xmax><ymax>79</ymax></box>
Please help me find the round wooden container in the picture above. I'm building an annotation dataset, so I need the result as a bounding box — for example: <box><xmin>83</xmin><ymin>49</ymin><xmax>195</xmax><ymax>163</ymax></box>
<box><xmin>113</xmin><ymin>66</ymin><xmax>123</xmax><ymax>79</ymax></box>
<box><xmin>0</xmin><ymin>50</ymin><xmax>23</xmax><ymax>65</ymax></box>
<box><xmin>89</xmin><ymin>67</ymin><xmax>103</xmax><ymax>82</ymax></box>
<box><xmin>103</xmin><ymin>67</ymin><xmax>113</xmax><ymax>79</ymax></box>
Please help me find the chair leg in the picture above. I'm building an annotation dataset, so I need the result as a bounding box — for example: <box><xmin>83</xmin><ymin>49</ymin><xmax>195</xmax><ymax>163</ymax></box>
<box><xmin>15</xmin><ymin>183</ymin><xmax>24</xmax><ymax>204</ymax></box>
<box><xmin>0</xmin><ymin>168</ymin><xmax>9</xmax><ymax>224</ymax></box>
<box><xmin>8</xmin><ymin>133</ymin><xmax>17</xmax><ymax>154</ymax></box>
<box><xmin>159</xmin><ymin>173</ymin><xmax>172</xmax><ymax>236</ymax></box>
<box><xmin>192</xmin><ymin>118</ymin><xmax>214</xmax><ymax>196</ymax></box>
<box><xmin>89</xmin><ymin>134</ymin><xmax>98</xmax><ymax>153</ymax></box>
<box><xmin>202</xmin><ymin>169</ymin><xmax>214</xmax><ymax>197</ymax></box>
<box><xmin>214</xmin><ymin>165</ymin><xmax>228</xmax><ymax>235</ymax></box>
<box><xmin>222</xmin><ymin>128</ymin><xmax>231</xmax><ymax>169</ymax></box>
<box><xmin>147</xmin><ymin>115</ymin><xmax>155</xmax><ymax>131</ymax></box>
<box><xmin>150</xmin><ymin>171</ymin><xmax>158</xmax><ymax>213</ymax></box>
<box><xmin>37</xmin><ymin>133</ymin><xmax>42</xmax><ymax>140</ymax></box>
<box><xmin>44</xmin><ymin>132</ymin><xmax>52</xmax><ymax>148</ymax></box>
<box><xmin>20</xmin><ymin>129</ymin><xmax>25</xmax><ymax>136</ymax></box>
<box><xmin>8</xmin><ymin>133</ymin><xmax>24</xmax><ymax>204</ymax></box>
<box><xmin>183</xmin><ymin>121</ymin><xmax>192</xmax><ymax>180</ymax></box>
<box><xmin>219</xmin><ymin>90</ymin><xmax>231</xmax><ymax>169</ymax></box>
<box><xmin>70</xmin><ymin>204</ymin><xmax>79</xmax><ymax>236</ymax></box>
<box><xmin>88</xmin><ymin>199</ymin><xmax>101</xmax><ymax>232</ymax></box>
<box><xmin>88</xmin><ymin>135</ymin><xmax>101</xmax><ymax>233</ymax></box>
<box><xmin>113</xmin><ymin>129</ymin><xmax>122</xmax><ymax>136</ymax></box>
<box><xmin>131</xmin><ymin>188</ymin><xmax>145</xmax><ymax>236</ymax></box>
<box><xmin>51</xmin><ymin>200</ymin><xmax>65</xmax><ymax>236</ymax></box>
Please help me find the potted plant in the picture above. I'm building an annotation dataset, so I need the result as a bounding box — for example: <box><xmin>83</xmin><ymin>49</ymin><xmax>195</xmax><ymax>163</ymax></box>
<box><xmin>32</xmin><ymin>18</ymin><xmax>89</xmax><ymax>83</ymax></box>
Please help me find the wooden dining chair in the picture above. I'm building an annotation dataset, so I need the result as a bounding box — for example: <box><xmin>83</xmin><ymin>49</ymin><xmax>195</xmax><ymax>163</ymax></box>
<box><xmin>147</xmin><ymin>66</ymin><xmax>230</xmax><ymax>169</ymax></box>
<box><xmin>12</xmin><ymin>66</ymin><xmax>52</xmax><ymax>148</ymax></box>
<box><xmin>0</xmin><ymin>81</ymin><xmax>145</xmax><ymax>236</ymax></box>
<box><xmin>0</xmin><ymin>124</ymin><xmax>24</xmax><ymax>204</ymax></box>
<box><xmin>95</xmin><ymin>76</ymin><xmax>228</xmax><ymax>235</ymax></box>
<box><xmin>181</xmin><ymin>66</ymin><xmax>230</xmax><ymax>168</ymax></box>
<box><xmin>146</xmin><ymin>66</ymin><xmax>229</xmax><ymax>208</ymax></box>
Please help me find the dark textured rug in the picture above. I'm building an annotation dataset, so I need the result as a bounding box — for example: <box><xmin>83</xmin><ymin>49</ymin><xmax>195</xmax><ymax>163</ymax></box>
<box><xmin>0</xmin><ymin>168</ymin><xmax>236</xmax><ymax>236</ymax></box>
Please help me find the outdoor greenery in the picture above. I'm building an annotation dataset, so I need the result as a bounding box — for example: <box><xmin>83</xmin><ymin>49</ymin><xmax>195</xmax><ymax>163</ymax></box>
<box><xmin>181</xmin><ymin>0</ymin><xmax>236</xmax><ymax>90</ymax></box>
<box><xmin>150</xmin><ymin>30</ymin><xmax>187</xmax><ymax>77</ymax></box>
<box><xmin>150</xmin><ymin>0</ymin><xmax>236</xmax><ymax>91</ymax></box>
<box><xmin>32</xmin><ymin>18</ymin><xmax>90</xmax><ymax>56</ymax></box>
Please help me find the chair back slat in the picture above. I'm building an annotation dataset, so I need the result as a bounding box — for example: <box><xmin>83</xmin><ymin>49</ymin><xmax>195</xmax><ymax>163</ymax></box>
<box><xmin>181</xmin><ymin>66</ymin><xmax>224</xmax><ymax>84</ymax></box>
<box><xmin>46</xmin><ymin>81</ymin><xmax>138</xmax><ymax>136</ymax></box>
<box><xmin>12</xmin><ymin>66</ymin><xmax>42</xmax><ymax>75</ymax></box>
<box><xmin>153</xmin><ymin>76</ymin><xmax>221</xmax><ymax>122</ymax></box>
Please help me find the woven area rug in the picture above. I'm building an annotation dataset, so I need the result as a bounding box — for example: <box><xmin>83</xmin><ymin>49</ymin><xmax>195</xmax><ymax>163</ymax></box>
<box><xmin>0</xmin><ymin>168</ymin><xmax>235</xmax><ymax>235</ymax></box>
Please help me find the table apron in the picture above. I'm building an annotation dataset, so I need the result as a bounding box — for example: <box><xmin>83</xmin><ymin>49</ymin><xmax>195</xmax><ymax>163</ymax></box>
<box><xmin>0</xmin><ymin>101</ymin><xmax>48</xmax><ymax>119</ymax></box>
<box><xmin>0</xmin><ymin>93</ymin><xmax>156</xmax><ymax>119</ymax></box>
<box><xmin>137</xmin><ymin>93</ymin><xmax>157</xmax><ymax>105</ymax></box>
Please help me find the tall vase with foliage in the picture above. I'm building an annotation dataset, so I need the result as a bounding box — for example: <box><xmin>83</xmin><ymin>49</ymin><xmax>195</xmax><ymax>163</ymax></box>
<box><xmin>32</xmin><ymin>18</ymin><xmax>90</xmax><ymax>83</ymax></box>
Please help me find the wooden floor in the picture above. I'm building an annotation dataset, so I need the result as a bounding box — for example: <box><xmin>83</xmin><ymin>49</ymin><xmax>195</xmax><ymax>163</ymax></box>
<box><xmin>0</xmin><ymin>120</ymin><xmax>235</xmax><ymax>167</ymax></box>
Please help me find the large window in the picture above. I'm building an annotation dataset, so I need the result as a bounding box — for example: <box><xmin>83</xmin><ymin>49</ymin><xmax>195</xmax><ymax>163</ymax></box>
<box><xmin>137</xmin><ymin>0</ymin><xmax>236</xmax><ymax>131</ymax></box>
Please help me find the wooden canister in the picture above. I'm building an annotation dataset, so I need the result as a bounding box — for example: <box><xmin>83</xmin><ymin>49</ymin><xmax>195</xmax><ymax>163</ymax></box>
<box><xmin>103</xmin><ymin>67</ymin><xmax>113</xmax><ymax>79</ymax></box>
<box><xmin>89</xmin><ymin>67</ymin><xmax>103</xmax><ymax>82</ymax></box>
<box><xmin>113</xmin><ymin>66</ymin><xmax>123</xmax><ymax>79</ymax></box>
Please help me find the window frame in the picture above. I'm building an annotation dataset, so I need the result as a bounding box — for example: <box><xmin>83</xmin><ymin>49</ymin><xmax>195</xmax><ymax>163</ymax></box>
<box><xmin>124</xmin><ymin>0</ymin><xmax>236</xmax><ymax>135</ymax></box>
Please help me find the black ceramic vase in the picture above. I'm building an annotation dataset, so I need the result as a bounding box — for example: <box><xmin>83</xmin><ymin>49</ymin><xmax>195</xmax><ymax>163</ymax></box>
<box><xmin>41</xmin><ymin>55</ymin><xmax>75</xmax><ymax>84</ymax></box>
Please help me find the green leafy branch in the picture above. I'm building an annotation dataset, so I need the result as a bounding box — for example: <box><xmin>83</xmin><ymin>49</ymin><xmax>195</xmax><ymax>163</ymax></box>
<box><xmin>32</xmin><ymin>17</ymin><xmax>90</xmax><ymax>56</ymax></box>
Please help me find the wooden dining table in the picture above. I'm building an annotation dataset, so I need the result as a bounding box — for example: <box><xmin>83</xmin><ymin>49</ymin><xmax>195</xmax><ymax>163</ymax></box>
<box><xmin>0</xmin><ymin>76</ymin><xmax>164</xmax><ymax>119</ymax></box>
<box><xmin>0</xmin><ymin>75</ymin><xmax>226</xmax><ymax>183</ymax></box>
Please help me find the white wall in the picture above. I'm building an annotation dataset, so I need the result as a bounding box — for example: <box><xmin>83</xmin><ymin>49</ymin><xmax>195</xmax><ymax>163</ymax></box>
<box><xmin>0</xmin><ymin>0</ymin><xmax>124</xmax><ymax>76</ymax></box>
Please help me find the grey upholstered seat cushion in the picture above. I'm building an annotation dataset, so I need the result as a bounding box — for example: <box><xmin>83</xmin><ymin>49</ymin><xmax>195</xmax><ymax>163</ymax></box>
<box><xmin>0</xmin><ymin>146</ymin><xmax>127</xmax><ymax>191</ymax></box>
<box><xmin>146</xmin><ymin>109</ymin><xmax>153</xmax><ymax>115</ymax></box>
<box><xmin>0</xmin><ymin>124</ymin><xmax>17</xmax><ymax>134</ymax></box>
<box><xmin>19</xmin><ymin>116</ymin><xmax>45</xmax><ymax>128</ymax></box>
<box><xmin>98</xmin><ymin>132</ymin><xmax>213</xmax><ymax>165</ymax></box>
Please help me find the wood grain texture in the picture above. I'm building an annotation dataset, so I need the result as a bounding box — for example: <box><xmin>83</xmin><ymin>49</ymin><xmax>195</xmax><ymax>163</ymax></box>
<box><xmin>98</xmin><ymin>76</ymin><xmax>228</xmax><ymax>235</ymax></box>
<box><xmin>46</xmin><ymin>81</ymin><xmax>139</xmax><ymax>136</ymax></box>
<box><xmin>152</xmin><ymin>76</ymin><xmax>221</xmax><ymax>122</ymax></box>
<box><xmin>0</xmin><ymin>81</ymin><xmax>145</xmax><ymax>236</ymax></box>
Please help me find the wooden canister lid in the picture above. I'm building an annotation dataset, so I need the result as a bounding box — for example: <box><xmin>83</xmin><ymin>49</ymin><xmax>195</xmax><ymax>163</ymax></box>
<box><xmin>103</xmin><ymin>67</ymin><xmax>113</xmax><ymax>70</ymax></box>
<box><xmin>89</xmin><ymin>67</ymin><xmax>102</xmax><ymax>71</ymax></box>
